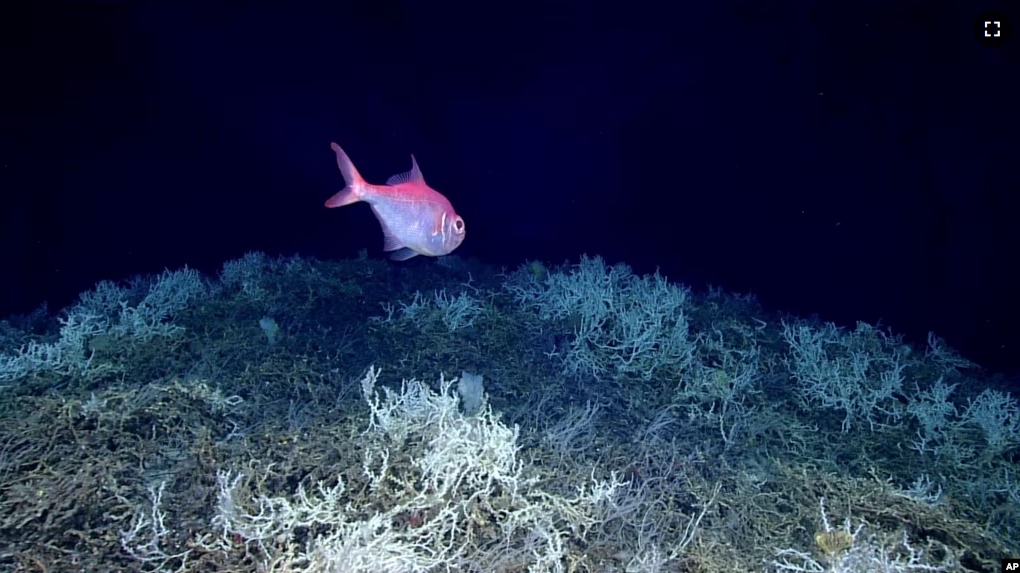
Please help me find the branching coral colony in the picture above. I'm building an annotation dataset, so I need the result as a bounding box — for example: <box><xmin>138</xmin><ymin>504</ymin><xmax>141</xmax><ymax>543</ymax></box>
<box><xmin>1</xmin><ymin>253</ymin><xmax>1016</xmax><ymax>572</ymax></box>
<box><xmin>193</xmin><ymin>367</ymin><xmax>627</xmax><ymax>572</ymax></box>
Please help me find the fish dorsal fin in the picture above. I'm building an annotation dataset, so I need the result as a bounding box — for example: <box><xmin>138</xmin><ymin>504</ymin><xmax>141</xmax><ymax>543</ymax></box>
<box><xmin>386</xmin><ymin>155</ymin><xmax>425</xmax><ymax>186</ymax></box>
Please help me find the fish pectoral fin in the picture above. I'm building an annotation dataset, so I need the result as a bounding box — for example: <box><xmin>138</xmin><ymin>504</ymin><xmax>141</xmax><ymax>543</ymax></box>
<box><xmin>389</xmin><ymin>247</ymin><xmax>419</xmax><ymax>261</ymax></box>
<box><xmin>373</xmin><ymin>213</ymin><xmax>404</xmax><ymax>252</ymax></box>
<box><xmin>381</xmin><ymin>231</ymin><xmax>404</xmax><ymax>252</ymax></box>
<box><xmin>377</xmin><ymin>224</ymin><xmax>418</xmax><ymax>260</ymax></box>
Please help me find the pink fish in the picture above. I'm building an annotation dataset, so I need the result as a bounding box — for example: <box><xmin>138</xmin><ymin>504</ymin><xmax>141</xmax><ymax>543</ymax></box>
<box><xmin>325</xmin><ymin>142</ymin><xmax>466</xmax><ymax>261</ymax></box>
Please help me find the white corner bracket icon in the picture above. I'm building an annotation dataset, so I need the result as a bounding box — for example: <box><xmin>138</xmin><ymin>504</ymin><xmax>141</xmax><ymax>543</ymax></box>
<box><xmin>984</xmin><ymin>21</ymin><xmax>1001</xmax><ymax>37</ymax></box>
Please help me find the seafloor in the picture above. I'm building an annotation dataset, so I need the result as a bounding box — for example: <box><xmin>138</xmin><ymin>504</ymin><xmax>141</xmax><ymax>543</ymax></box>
<box><xmin>0</xmin><ymin>253</ymin><xmax>1012</xmax><ymax>572</ymax></box>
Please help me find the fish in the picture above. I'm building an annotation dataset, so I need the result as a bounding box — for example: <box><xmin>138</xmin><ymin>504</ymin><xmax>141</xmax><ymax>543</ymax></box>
<box><xmin>324</xmin><ymin>142</ymin><xmax>466</xmax><ymax>261</ymax></box>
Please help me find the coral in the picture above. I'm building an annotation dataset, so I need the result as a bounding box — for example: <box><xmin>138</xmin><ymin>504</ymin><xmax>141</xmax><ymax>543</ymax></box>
<box><xmin>505</xmin><ymin>255</ymin><xmax>698</xmax><ymax>381</ymax></box>
<box><xmin>202</xmin><ymin>367</ymin><xmax>624</xmax><ymax>572</ymax></box>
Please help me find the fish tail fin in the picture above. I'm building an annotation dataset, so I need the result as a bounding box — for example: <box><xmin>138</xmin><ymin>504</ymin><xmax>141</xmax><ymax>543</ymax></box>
<box><xmin>325</xmin><ymin>142</ymin><xmax>367</xmax><ymax>208</ymax></box>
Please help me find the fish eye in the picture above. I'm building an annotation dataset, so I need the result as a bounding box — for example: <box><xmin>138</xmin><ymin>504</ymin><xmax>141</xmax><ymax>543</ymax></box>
<box><xmin>453</xmin><ymin>218</ymin><xmax>464</xmax><ymax>233</ymax></box>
